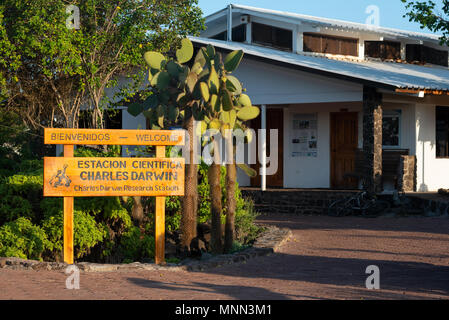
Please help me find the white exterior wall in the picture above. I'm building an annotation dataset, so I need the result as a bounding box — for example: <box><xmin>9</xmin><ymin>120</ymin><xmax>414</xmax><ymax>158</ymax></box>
<box><xmin>233</xmin><ymin>59</ymin><xmax>362</xmax><ymax>105</ymax></box>
<box><xmin>121</xmin><ymin>107</ymin><xmax>147</xmax><ymax>157</ymax></box>
<box><xmin>415</xmin><ymin>104</ymin><xmax>449</xmax><ymax>191</ymax></box>
<box><xmin>283</xmin><ymin>103</ymin><xmax>359</xmax><ymax>188</ymax></box>
<box><xmin>232</xmin><ymin>58</ymin><xmax>362</xmax><ymax>187</ymax></box>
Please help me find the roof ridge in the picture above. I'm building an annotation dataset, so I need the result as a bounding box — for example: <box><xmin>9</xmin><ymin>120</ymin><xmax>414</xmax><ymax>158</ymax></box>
<box><xmin>227</xmin><ymin>3</ymin><xmax>442</xmax><ymax>41</ymax></box>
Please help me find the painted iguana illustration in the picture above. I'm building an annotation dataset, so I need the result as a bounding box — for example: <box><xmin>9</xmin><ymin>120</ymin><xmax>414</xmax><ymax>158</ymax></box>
<box><xmin>49</xmin><ymin>164</ymin><xmax>71</xmax><ymax>187</ymax></box>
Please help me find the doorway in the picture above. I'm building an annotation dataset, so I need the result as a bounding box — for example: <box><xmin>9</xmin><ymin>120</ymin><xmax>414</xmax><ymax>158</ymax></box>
<box><xmin>250</xmin><ymin>108</ymin><xmax>284</xmax><ymax>187</ymax></box>
<box><xmin>330</xmin><ymin>112</ymin><xmax>358</xmax><ymax>189</ymax></box>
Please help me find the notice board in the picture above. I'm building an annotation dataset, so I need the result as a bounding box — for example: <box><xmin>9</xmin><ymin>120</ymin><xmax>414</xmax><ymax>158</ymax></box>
<box><xmin>291</xmin><ymin>113</ymin><xmax>318</xmax><ymax>157</ymax></box>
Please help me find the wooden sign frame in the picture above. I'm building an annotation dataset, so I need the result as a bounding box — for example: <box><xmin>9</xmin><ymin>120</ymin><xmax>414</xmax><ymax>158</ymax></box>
<box><xmin>44</xmin><ymin>128</ymin><xmax>185</xmax><ymax>265</ymax></box>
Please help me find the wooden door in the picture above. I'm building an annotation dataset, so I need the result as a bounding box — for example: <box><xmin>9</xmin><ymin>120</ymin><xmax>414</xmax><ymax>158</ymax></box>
<box><xmin>330</xmin><ymin>112</ymin><xmax>358</xmax><ymax>189</ymax></box>
<box><xmin>250</xmin><ymin>108</ymin><xmax>284</xmax><ymax>187</ymax></box>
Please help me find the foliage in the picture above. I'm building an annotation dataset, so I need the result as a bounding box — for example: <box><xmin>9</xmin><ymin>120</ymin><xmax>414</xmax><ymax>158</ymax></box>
<box><xmin>74</xmin><ymin>145</ymin><xmax>121</xmax><ymax>158</ymax></box>
<box><xmin>158</xmin><ymin>161</ymin><xmax>261</xmax><ymax>245</ymax></box>
<box><xmin>41</xmin><ymin>208</ymin><xmax>107</xmax><ymax>259</ymax></box>
<box><xmin>402</xmin><ymin>0</ymin><xmax>449</xmax><ymax>45</ymax></box>
<box><xmin>0</xmin><ymin>0</ymin><xmax>205</xmax><ymax>129</ymax></box>
<box><xmin>118</xmin><ymin>226</ymin><xmax>155</xmax><ymax>262</ymax></box>
<box><xmin>130</xmin><ymin>38</ymin><xmax>259</xmax><ymax>142</ymax></box>
<box><xmin>0</xmin><ymin>217</ymin><xmax>50</xmax><ymax>261</ymax></box>
<box><xmin>0</xmin><ymin>111</ymin><xmax>48</xmax><ymax>175</ymax></box>
<box><xmin>0</xmin><ymin>172</ymin><xmax>43</xmax><ymax>224</ymax></box>
<box><xmin>0</xmin><ymin>156</ymin><xmax>133</xmax><ymax>261</ymax></box>
<box><xmin>234</xmin><ymin>196</ymin><xmax>262</xmax><ymax>245</ymax></box>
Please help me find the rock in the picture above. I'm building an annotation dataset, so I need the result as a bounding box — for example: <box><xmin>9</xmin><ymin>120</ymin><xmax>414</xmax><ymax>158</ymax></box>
<box><xmin>0</xmin><ymin>257</ymin><xmax>7</xmax><ymax>268</ymax></box>
<box><xmin>165</xmin><ymin>241</ymin><xmax>177</xmax><ymax>257</ymax></box>
<box><xmin>189</xmin><ymin>237</ymin><xmax>207</xmax><ymax>258</ymax></box>
<box><xmin>200</xmin><ymin>252</ymin><xmax>213</xmax><ymax>261</ymax></box>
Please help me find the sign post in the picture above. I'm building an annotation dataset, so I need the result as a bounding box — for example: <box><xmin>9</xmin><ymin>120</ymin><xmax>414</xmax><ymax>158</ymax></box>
<box><xmin>64</xmin><ymin>145</ymin><xmax>74</xmax><ymax>265</ymax></box>
<box><xmin>155</xmin><ymin>145</ymin><xmax>166</xmax><ymax>265</ymax></box>
<box><xmin>44</xmin><ymin>129</ymin><xmax>185</xmax><ymax>265</ymax></box>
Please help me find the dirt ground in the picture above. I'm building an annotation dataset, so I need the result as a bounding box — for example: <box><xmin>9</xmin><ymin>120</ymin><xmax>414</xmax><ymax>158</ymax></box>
<box><xmin>1</xmin><ymin>215</ymin><xmax>448</xmax><ymax>300</ymax></box>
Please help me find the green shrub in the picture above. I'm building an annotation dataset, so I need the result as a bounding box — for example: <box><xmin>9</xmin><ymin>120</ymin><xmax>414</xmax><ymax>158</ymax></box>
<box><xmin>235</xmin><ymin>197</ymin><xmax>262</xmax><ymax>245</ymax></box>
<box><xmin>0</xmin><ymin>173</ymin><xmax>43</xmax><ymax>224</ymax></box>
<box><xmin>118</xmin><ymin>226</ymin><xmax>155</xmax><ymax>262</ymax></box>
<box><xmin>0</xmin><ymin>217</ymin><xmax>49</xmax><ymax>261</ymax></box>
<box><xmin>41</xmin><ymin>209</ymin><xmax>107</xmax><ymax>259</ymax></box>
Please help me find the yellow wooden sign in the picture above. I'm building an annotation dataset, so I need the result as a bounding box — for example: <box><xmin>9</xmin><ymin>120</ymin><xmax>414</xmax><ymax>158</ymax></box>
<box><xmin>44</xmin><ymin>128</ymin><xmax>185</xmax><ymax>266</ymax></box>
<box><xmin>43</xmin><ymin>157</ymin><xmax>185</xmax><ymax>197</ymax></box>
<box><xmin>44</xmin><ymin>128</ymin><xmax>185</xmax><ymax>146</ymax></box>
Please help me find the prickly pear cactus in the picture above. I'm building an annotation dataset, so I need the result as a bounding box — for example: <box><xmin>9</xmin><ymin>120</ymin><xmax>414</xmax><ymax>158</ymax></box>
<box><xmin>128</xmin><ymin>38</ymin><xmax>259</xmax><ymax>176</ymax></box>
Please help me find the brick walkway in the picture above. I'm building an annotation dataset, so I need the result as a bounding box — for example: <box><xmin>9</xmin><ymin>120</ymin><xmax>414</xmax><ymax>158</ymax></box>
<box><xmin>1</xmin><ymin>215</ymin><xmax>448</xmax><ymax>300</ymax></box>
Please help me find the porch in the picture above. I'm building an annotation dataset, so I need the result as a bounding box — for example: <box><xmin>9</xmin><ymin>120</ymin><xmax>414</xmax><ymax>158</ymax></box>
<box><xmin>245</xmin><ymin>87</ymin><xmax>419</xmax><ymax>193</ymax></box>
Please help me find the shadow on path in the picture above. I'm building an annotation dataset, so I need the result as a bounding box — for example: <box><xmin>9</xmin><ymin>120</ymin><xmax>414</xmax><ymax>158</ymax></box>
<box><xmin>256</xmin><ymin>214</ymin><xmax>449</xmax><ymax>237</ymax></box>
<box><xmin>127</xmin><ymin>278</ymin><xmax>300</xmax><ymax>300</ymax></box>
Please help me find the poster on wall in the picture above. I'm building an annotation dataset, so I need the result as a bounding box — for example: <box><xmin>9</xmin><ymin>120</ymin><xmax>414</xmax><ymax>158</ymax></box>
<box><xmin>291</xmin><ymin>113</ymin><xmax>318</xmax><ymax>157</ymax></box>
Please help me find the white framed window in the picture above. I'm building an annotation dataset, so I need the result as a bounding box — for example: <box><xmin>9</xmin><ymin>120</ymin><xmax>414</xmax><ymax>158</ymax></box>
<box><xmin>382</xmin><ymin>109</ymin><xmax>401</xmax><ymax>148</ymax></box>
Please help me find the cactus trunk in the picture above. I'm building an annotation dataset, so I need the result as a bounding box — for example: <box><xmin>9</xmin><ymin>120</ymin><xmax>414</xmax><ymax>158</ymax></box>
<box><xmin>224</xmin><ymin>130</ymin><xmax>237</xmax><ymax>253</ymax></box>
<box><xmin>180</xmin><ymin>116</ymin><xmax>198</xmax><ymax>252</ymax></box>
<box><xmin>224</xmin><ymin>162</ymin><xmax>237</xmax><ymax>253</ymax></box>
<box><xmin>209</xmin><ymin>138</ymin><xmax>223</xmax><ymax>253</ymax></box>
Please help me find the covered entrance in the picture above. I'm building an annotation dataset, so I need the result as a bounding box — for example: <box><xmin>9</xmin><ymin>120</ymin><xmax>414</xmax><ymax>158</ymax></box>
<box><xmin>251</xmin><ymin>107</ymin><xmax>284</xmax><ymax>187</ymax></box>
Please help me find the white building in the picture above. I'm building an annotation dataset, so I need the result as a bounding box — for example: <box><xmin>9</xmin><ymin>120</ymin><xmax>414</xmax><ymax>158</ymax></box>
<box><xmin>130</xmin><ymin>4</ymin><xmax>449</xmax><ymax>193</ymax></box>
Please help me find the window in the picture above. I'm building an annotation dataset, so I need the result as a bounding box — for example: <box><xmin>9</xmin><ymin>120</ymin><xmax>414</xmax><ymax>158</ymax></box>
<box><xmin>382</xmin><ymin>110</ymin><xmax>401</xmax><ymax>147</ymax></box>
<box><xmin>406</xmin><ymin>44</ymin><xmax>448</xmax><ymax>67</ymax></box>
<box><xmin>436</xmin><ymin>106</ymin><xmax>449</xmax><ymax>158</ymax></box>
<box><xmin>211</xmin><ymin>24</ymin><xmax>246</xmax><ymax>42</ymax></box>
<box><xmin>365</xmin><ymin>41</ymin><xmax>401</xmax><ymax>60</ymax></box>
<box><xmin>303</xmin><ymin>33</ymin><xmax>358</xmax><ymax>56</ymax></box>
<box><xmin>252</xmin><ymin>22</ymin><xmax>292</xmax><ymax>51</ymax></box>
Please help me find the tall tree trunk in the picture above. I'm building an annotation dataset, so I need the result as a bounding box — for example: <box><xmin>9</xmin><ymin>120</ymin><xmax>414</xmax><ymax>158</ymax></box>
<box><xmin>224</xmin><ymin>132</ymin><xmax>236</xmax><ymax>253</ymax></box>
<box><xmin>209</xmin><ymin>138</ymin><xmax>223</xmax><ymax>254</ymax></box>
<box><xmin>131</xmin><ymin>196</ymin><xmax>145</xmax><ymax>227</ymax></box>
<box><xmin>180</xmin><ymin>117</ymin><xmax>198</xmax><ymax>252</ymax></box>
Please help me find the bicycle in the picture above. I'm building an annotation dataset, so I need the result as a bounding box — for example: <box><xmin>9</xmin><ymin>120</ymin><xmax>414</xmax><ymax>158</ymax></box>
<box><xmin>328</xmin><ymin>191</ymin><xmax>391</xmax><ymax>217</ymax></box>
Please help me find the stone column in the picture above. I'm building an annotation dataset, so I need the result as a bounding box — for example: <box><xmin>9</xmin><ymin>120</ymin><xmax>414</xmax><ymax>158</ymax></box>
<box><xmin>362</xmin><ymin>86</ymin><xmax>383</xmax><ymax>194</ymax></box>
<box><xmin>398</xmin><ymin>155</ymin><xmax>416</xmax><ymax>192</ymax></box>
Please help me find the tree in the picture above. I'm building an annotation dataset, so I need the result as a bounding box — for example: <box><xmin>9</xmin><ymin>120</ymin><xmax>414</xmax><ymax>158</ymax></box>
<box><xmin>133</xmin><ymin>39</ymin><xmax>258</xmax><ymax>254</ymax></box>
<box><xmin>0</xmin><ymin>0</ymin><xmax>204</xmax><ymax>129</ymax></box>
<box><xmin>196</xmin><ymin>47</ymin><xmax>259</xmax><ymax>253</ymax></box>
<box><xmin>402</xmin><ymin>0</ymin><xmax>449</xmax><ymax>45</ymax></box>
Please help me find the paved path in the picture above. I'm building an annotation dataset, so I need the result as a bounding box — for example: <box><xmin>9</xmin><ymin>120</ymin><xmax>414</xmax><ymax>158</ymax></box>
<box><xmin>1</xmin><ymin>215</ymin><xmax>449</xmax><ymax>300</ymax></box>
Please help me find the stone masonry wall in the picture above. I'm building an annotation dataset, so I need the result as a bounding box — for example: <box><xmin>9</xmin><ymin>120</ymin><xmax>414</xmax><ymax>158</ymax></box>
<box><xmin>363</xmin><ymin>86</ymin><xmax>383</xmax><ymax>194</ymax></box>
<box><xmin>398</xmin><ymin>155</ymin><xmax>416</xmax><ymax>192</ymax></box>
<box><xmin>241</xmin><ymin>189</ymin><xmax>359</xmax><ymax>215</ymax></box>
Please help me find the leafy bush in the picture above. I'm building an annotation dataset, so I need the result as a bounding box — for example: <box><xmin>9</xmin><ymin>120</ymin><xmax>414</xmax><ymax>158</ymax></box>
<box><xmin>0</xmin><ymin>217</ymin><xmax>49</xmax><ymax>261</ymax></box>
<box><xmin>0</xmin><ymin>173</ymin><xmax>43</xmax><ymax>224</ymax></box>
<box><xmin>0</xmin><ymin>141</ymin><xmax>261</xmax><ymax>262</ymax></box>
<box><xmin>235</xmin><ymin>197</ymin><xmax>262</xmax><ymax>245</ymax></box>
<box><xmin>41</xmin><ymin>209</ymin><xmax>107</xmax><ymax>260</ymax></box>
<box><xmin>118</xmin><ymin>226</ymin><xmax>155</xmax><ymax>262</ymax></box>
<box><xmin>162</xmin><ymin>162</ymin><xmax>261</xmax><ymax>246</ymax></box>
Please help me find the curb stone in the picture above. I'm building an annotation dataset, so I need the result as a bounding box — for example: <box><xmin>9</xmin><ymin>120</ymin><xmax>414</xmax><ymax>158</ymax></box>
<box><xmin>0</xmin><ymin>225</ymin><xmax>292</xmax><ymax>273</ymax></box>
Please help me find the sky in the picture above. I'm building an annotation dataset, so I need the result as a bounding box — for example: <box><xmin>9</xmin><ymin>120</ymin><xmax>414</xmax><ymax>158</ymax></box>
<box><xmin>197</xmin><ymin>0</ymin><xmax>446</xmax><ymax>35</ymax></box>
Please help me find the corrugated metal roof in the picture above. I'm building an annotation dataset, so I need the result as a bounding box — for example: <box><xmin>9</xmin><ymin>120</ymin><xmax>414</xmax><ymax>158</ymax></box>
<box><xmin>190</xmin><ymin>36</ymin><xmax>449</xmax><ymax>92</ymax></box>
<box><xmin>206</xmin><ymin>4</ymin><xmax>442</xmax><ymax>42</ymax></box>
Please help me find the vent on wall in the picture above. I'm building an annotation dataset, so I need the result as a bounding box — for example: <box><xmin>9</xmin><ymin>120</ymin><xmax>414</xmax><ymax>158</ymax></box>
<box><xmin>241</xmin><ymin>15</ymin><xmax>250</xmax><ymax>24</ymax></box>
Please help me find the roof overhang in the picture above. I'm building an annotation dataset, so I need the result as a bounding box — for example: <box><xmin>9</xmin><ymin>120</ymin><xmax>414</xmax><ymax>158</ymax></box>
<box><xmin>204</xmin><ymin>4</ymin><xmax>442</xmax><ymax>44</ymax></box>
<box><xmin>190</xmin><ymin>37</ymin><xmax>449</xmax><ymax>95</ymax></box>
